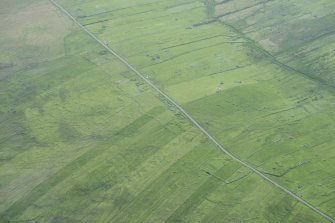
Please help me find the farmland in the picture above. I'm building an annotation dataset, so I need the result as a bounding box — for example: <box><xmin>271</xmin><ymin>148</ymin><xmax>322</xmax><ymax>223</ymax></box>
<box><xmin>1</xmin><ymin>0</ymin><xmax>335</xmax><ymax>222</ymax></box>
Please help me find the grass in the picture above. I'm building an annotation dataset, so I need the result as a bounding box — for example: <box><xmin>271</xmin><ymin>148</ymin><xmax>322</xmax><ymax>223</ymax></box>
<box><xmin>214</xmin><ymin>0</ymin><xmax>335</xmax><ymax>87</ymax></box>
<box><xmin>205</xmin><ymin>0</ymin><xmax>216</xmax><ymax>18</ymax></box>
<box><xmin>0</xmin><ymin>0</ymin><xmax>334</xmax><ymax>222</ymax></box>
<box><xmin>58</xmin><ymin>0</ymin><xmax>335</xmax><ymax>220</ymax></box>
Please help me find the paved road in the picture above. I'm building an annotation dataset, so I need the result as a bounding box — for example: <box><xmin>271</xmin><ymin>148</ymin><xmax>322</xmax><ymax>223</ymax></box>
<box><xmin>50</xmin><ymin>1</ymin><xmax>335</xmax><ymax>222</ymax></box>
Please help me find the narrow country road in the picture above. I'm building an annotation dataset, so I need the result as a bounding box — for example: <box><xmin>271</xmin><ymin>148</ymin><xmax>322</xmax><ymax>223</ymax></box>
<box><xmin>49</xmin><ymin>0</ymin><xmax>335</xmax><ymax>222</ymax></box>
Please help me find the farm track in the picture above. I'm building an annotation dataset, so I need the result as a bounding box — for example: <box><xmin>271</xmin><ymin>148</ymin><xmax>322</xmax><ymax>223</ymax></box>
<box><xmin>49</xmin><ymin>0</ymin><xmax>335</xmax><ymax>222</ymax></box>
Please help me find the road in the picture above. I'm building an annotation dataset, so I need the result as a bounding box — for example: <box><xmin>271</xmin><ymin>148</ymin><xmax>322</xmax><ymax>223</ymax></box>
<box><xmin>49</xmin><ymin>0</ymin><xmax>335</xmax><ymax>222</ymax></box>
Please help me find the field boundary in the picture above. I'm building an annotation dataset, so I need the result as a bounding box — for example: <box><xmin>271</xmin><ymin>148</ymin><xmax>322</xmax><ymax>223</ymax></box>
<box><xmin>49</xmin><ymin>1</ymin><xmax>335</xmax><ymax>222</ymax></box>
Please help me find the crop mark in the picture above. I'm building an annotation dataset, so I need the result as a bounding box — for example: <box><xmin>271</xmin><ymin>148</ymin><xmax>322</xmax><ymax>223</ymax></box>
<box><xmin>192</xmin><ymin>18</ymin><xmax>217</xmax><ymax>27</ymax></box>
<box><xmin>0</xmin><ymin>63</ymin><xmax>15</xmax><ymax>70</ymax></box>
<box><xmin>144</xmin><ymin>40</ymin><xmax>238</xmax><ymax>69</ymax></box>
<box><xmin>216</xmin><ymin>0</ymin><xmax>276</xmax><ymax>19</ymax></box>
<box><xmin>260</xmin><ymin>161</ymin><xmax>311</xmax><ymax>178</ymax></box>
<box><xmin>164</xmin><ymin>1</ymin><xmax>197</xmax><ymax>10</ymax></box>
<box><xmin>83</xmin><ymin>19</ymin><xmax>111</xmax><ymax>26</ymax></box>
<box><xmin>216</xmin><ymin>0</ymin><xmax>233</xmax><ymax>5</ymax></box>
<box><xmin>208</xmin><ymin>65</ymin><xmax>247</xmax><ymax>76</ymax></box>
<box><xmin>162</xmin><ymin>35</ymin><xmax>223</xmax><ymax>50</ymax></box>
<box><xmin>202</xmin><ymin>169</ymin><xmax>225</xmax><ymax>182</ymax></box>
<box><xmin>225</xmin><ymin>171</ymin><xmax>251</xmax><ymax>184</ymax></box>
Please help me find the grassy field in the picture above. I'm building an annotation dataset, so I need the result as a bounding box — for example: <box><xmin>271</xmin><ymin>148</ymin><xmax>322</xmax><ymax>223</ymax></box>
<box><xmin>57</xmin><ymin>0</ymin><xmax>335</xmax><ymax>220</ymax></box>
<box><xmin>0</xmin><ymin>0</ymin><xmax>334</xmax><ymax>222</ymax></box>
<box><xmin>214</xmin><ymin>0</ymin><xmax>335</xmax><ymax>88</ymax></box>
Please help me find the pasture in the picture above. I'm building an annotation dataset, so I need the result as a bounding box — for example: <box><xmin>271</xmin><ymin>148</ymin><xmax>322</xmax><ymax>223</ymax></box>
<box><xmin>0</xmin><ymin>0</ymin><xmax>334</xmax><ymax>222</ymax></box>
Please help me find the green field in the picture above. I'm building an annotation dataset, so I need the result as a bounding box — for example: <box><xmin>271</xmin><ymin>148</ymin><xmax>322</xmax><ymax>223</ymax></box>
<box><xmin>1</xmin><ymin>0</ymin><xmax>335</xmax><ymax>222</ymax></box>
<box><xmin>214</xmin><ymin>0</ymin><xmax>335</xmax><ymax>88</ymax></box>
